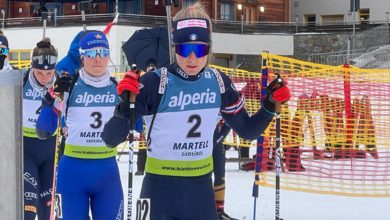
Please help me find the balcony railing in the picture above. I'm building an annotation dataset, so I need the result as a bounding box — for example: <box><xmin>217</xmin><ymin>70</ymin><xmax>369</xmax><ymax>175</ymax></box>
<box><xmin>1</xmin><ymin>13</ymin><xmax>389</xmax><ymax>35</ymax></box>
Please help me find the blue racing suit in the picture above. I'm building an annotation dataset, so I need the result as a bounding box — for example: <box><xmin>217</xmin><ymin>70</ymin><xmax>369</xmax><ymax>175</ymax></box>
<box><xmin>102</xmin><ymin>64</ymin><xmax>275</xmax><ymax>219</ymax></box>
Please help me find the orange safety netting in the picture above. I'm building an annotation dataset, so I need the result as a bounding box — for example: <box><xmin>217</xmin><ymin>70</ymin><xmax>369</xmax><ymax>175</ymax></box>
<box><xmin>212</xmin><ymin>52</ymin><xmax>390</xmax><ymax>197</ymax></box>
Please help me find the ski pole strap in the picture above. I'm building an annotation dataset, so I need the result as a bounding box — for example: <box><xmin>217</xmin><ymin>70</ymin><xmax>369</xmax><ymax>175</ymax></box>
<box><xmin>210</xmin><ymin>68</ymin><xmax>225</xmax><ymax>94</ymax></box>
<box><xmin>146</xmin><ymin>68</ymin><xmax>168</xmax><ymax>149</ymax></box>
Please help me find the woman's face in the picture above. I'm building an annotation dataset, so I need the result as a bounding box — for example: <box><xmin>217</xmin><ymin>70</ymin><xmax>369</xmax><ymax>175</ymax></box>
<box><xmin>82</xmin><ymin>48</ymin><xmax>110</xmax><ymax>77</ymax></box>
<box><xmin>175</xmin><ymin>42</ymin><xmax>209</xmax><ymax>76</ymax></box>
<box><xmin>33</xmin><ymin>68</ymin><xmax>55</xmax><ymax>86</ymax></box>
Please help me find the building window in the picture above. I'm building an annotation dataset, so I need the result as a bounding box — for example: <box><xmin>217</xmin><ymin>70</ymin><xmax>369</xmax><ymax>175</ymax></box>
<box><xmin>321</xmin><ymin>15</ymin><xmax>344</xmax><ymax>25</ymax></box>
<box><xmin>359</xmin><ymin>8</ymin><xmax>370</xmax><ymax>24</ymax></box>
<box><xmin>183</xmin><ymin>0</ymin><xmax>197</xmax><ymax>8</ymax></box>
<box><xmin>305</xmin><ymin>14</ymin><xmax>316</xmax><ymax>26</ymax></box>
<box><xmin>221</xmin><ymin>2</ymin><xmax>233</xmax><ymax>20</ymax></box>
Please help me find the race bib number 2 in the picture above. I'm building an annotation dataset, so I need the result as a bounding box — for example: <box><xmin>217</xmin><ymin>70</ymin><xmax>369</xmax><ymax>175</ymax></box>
<box><xmin>136</xmin><ymin>198</ymin><xmax>150</xmax><ymax>220</ymax></box>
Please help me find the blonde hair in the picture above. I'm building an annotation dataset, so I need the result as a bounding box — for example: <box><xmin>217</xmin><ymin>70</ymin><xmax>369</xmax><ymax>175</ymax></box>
<box><xmin>173</xmin><ymin>2</ymin><xmax>213</xmax><ymax>65</ymax></box>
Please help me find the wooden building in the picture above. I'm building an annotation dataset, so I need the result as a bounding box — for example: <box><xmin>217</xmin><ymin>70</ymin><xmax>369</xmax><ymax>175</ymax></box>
<box><xmin>0</xmin><ymin>0</ymin><xmax>290</xmax><ymax>22</ymax></box>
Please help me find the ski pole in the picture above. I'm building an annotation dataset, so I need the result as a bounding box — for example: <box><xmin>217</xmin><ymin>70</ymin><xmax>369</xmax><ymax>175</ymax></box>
<box><xmin>49</xmin><ymin>87</ymin><xmax>69</xmax><ymax>220</ymax></box>
<box><xmin>228</xmin><ymin>62</ymin><xmax>245</xmax><ymax>77</ymax></box>
<box><xmin>49</xmin><ymin>106</ymin><xmax>62</xmax><ymax>220</ymax></box>
<box><xmin>253</xmin><ymin>52</ymin><xmax>269</xmax><ymax>220</ymax></box>
<box><xmin>274</xmin><ymin>76</ymin><xmax>283</xmax><ymax>220</ymax></box>
<box><xmin>126</xmin><ymin>65</ymin><xmax>140</xmax><ymax>220</ymax></box>
<box><xmin>116</xmin><ymin>140</ymin><xmax>127</xmax><ymax>161</ymax></box>
<box><xmin>126</xmin><ymin>93</ymin><xmax>135</xmax><ymax>220</ymax></box>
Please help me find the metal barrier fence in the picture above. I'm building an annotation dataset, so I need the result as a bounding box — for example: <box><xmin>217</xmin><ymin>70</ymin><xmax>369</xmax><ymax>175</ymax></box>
<box><xmin>9</xmin><ymin>49</ymin><xmax>33</xmax><ymax>70</ymax></box>
<box><xmin>308</xmin><ymin>48</ymin><xmax>367</xmax><ymax>65</ymax></box>
<box><xmin>2</xmin><ymin>12</ymin><xmax>390</xmax><ymax>34</ymax></box>
<box><xmin>351</xmin><ymin>45</ymin><xmax>390</xmax><ymax>69</ymax></box>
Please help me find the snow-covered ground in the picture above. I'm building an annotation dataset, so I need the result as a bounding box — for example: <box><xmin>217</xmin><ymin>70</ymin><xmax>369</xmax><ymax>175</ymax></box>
<box><xmin>117</xmin><ymin>149</ymin><xmax>390</xmax><ymax>220</ymax></box>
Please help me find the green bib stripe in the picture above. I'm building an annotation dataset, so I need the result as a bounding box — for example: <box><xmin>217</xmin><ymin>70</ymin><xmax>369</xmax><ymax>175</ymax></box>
<box><xmin>64</xmin><ymin>144</ymin><xmax>117</xmax><ymax>159</ymax></box>
<box><xmin>23</xmin><ymin>127</ymin><xmax>57</xmax><ymax>138</ymax></box>
<box><xmin>145</xmin><ymin>156</ymin><xmax>213</xmax><ymax>177</ymax></box>
<box><xmin>23</xmin><ymin>127</ymin><xmax>37</xmax><ymax>138</ymax></box>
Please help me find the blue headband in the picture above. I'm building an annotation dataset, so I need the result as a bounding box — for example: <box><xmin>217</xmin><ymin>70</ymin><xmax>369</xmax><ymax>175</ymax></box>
<box><xmin>172</xmin><ymin>18</ymin><xmax>211</xmax><ymax>44</ymax></box>
<box><xmin>79</xmin><ymin>30</ymin><xmax>109</xmax><ymax>51</ymax></box>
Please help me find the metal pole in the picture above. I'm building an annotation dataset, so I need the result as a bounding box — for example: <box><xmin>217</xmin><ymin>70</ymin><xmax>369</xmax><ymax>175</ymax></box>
<box><xmin>81</xmin><ymin>10</ymin><xmax>86</xmax><ymax>31</ymax></box>
<box><xmin>352</xmin><ymin>0</ymin><xmax>356</xmax><ymax>50</ymax></box>
<box><xmin>214</xmin><ymin>0</ymin><xmax>217</xmax><ymax>22</ymax></box>
<box><xmin>347</xmin><ymin>37</ymin><xmax>351</xmax><ymax>64</ymax></box>
<box><xmin>54</xmin><ymin>8</ymin><xmax>57</xmax><ymax>27</ymax></box>
<box><xmin>1</xmin><ymin>9</ymin><xmax>5</xmax><ymax>30</ymax></box>
<box><xmin>166</xmin><ymin>5</ymin><xmax>173</xmax><ymax>64</ymax></box>
<box><xmin>79</xmin><ymin>0</ymin><xmax>92</xmax><ymax>32</ymax></box>
<box><xmin>42</xmin><ymin>12</ymin><xmax>48</xmax><ymax>39</ymax></box>
<box><xmin>241</xmin><ymin>14</ymin><xmax>244</xmax><ymax>34</ymax></box>
<box><xmin>115</xmin><ymin>0</ymin><xmax>119</xmax><ymax>14</ymax></box>
<box><xmin>387</xmin><ymin>12</ymin><xmax>390</xmax><ymax>44</ymax></box>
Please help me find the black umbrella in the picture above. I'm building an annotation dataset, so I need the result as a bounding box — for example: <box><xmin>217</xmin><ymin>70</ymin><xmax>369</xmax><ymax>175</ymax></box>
<box><xmin>122</xmin><ymin>27</ymin><xmax>170</xmax><ymax>71</ymax></box>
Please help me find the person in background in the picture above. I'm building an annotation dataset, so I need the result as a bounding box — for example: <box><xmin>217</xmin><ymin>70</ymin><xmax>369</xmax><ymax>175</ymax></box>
<box><xmin>135</xmin><ymin>117</ymin><xmax>146</xmax><ymax>176</ymax></box>
<box><xmin>101</xmin><ymin>2</ymin><xmax>290</xmax><ymax>219</ymax></box>
<box><xmin>36</xmin><ymin>30</ymin><xmax>124</xmax><ymax>220</ymax></box>
<box><xmin>0</xmin><ymin>31</ymin><xmax>14</xmax><ymax>70</ymax></box>
<box><xmin>135</xmin><ymin>59</ymin><xmax>157</xmax><ymax>176</ymax></box>
<box><xmin>37</xmin><ymin>2</ymin><xmax>48</xmax><ymax>18</ymax></box>
<box><xmin>213</xmin><ymin>119</ymin><xmax>238</xmax><ymax>220</ymax></box>
<box><xmin>23</xmin><ymin>38</ymin><xmax>60</xmax><ymax>220</ymax></box>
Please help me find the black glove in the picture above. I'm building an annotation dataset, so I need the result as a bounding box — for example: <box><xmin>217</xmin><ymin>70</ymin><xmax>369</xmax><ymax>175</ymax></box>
<box><xmin>53</xmin><ymin>72</ymin><xmax>71</xmax><ymax>93</ymax></box>
<box><xmin>42</xmin><ymin>89</ymin><xmax>55</xmax><ymax>107</ymax></box>
<box><xmin>114</xmin><ymin>92</ymin><xmax>132</xmax><ymax>120</ymax></box>
<box><xmin>263</xmin><ymin>76</ymin><xmax>284</xmax><ymax>112</ymax></box>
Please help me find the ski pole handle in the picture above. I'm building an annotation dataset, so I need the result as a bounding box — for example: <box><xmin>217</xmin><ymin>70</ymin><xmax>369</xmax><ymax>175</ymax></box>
<box><xmin>128</xmin><ymin>64</ymin><xmax>140</xmax><ymax>105</ymax></box>
<box><xmin>274</xmin><ymin>74</ymin><xmax>283</xmax><ymax>113</ymax></box>
<box><xmin>275</xmin><ymin>102</ymin><xmax>281</xmax><ymax>114</ymax></box>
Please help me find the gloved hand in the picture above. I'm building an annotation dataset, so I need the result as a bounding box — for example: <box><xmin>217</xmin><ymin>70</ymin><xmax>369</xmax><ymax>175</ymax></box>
<box><xmin>53</xmin><ymin>72</ymin><xmax>71</xmax><ymax>93</ymax></box>
<box><xmin>42</xmin><ymin>89</ymin><xmax>55</xmax><ymax>107</ymax></box>
<box><xmin>115</xmin><ymin>69</ymin><xmax>140</xmax><ymax>119</ymax></box>
<box><xmin>117</xmin><ymin>70</ymin><xmax>140</xmax><ymax>96</ymax></box>
<box><xmin>267</xmin><ymin>76</ymin><xmax>291</xmax><ymax>103</ymax></box>
<box><xmin>262</xmin><ymin>76</ymin><xmax>291</xmax><ymax>113</ymax></box>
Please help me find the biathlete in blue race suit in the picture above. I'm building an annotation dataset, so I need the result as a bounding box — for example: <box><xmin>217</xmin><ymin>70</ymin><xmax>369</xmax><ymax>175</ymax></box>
<box><xmin>102</xmin><ymin>2</ymin><xmax>291</xmax><ymax>220</ymax></box>
<box><xmin>36</xmin><ymin>30</ymin><xmax>124</xmax><ymax>220</ymax></box>
<box><xmin>23</xmin><ymin>38</ymin><xmax>58</xmax><ymax>220</ymax></box>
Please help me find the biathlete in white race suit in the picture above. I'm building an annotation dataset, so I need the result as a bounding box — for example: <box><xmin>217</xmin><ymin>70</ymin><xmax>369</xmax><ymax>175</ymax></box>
<box><xmin>102</xmin><ymin>2</ymin><xmax>291</xmax><ymax>220</ymax></box>
<box><xmin>23</xmin><ymin>38</ymin><xmax>59</xmax><ymax>220</ymax></box>
<box><xmin>36</xmin><ymin>30</ymin><xmax>124</xmax><ymax>220</ymax></box>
